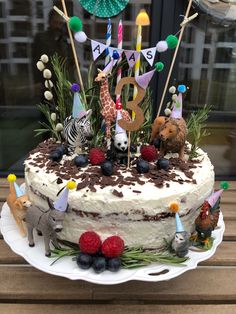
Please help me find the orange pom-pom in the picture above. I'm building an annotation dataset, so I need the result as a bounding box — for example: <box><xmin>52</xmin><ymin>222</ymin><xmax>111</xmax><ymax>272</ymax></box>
<box><xmin>169</xmin><ymin>201</ymin><xmax>179</xmax><ymax>213</ymax></box>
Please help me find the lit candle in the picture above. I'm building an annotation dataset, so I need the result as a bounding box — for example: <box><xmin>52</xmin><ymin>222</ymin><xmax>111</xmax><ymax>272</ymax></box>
<box><xmin>116</xmin><ymin>20</ymin><xmax>123</xmax><ymax>104</ymax></box>
<box><xmin>105</xmin><ymin>18</ymin><xmax>112</xmax><ymax>66</ymax></box>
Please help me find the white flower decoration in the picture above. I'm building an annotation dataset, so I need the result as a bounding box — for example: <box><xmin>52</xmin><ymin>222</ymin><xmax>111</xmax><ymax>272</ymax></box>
<box><xmin>56</xmin><ymin>123</ymin><xmax>63</xmax><ymax>132</ymax></box>
<box><xmin>40</xmin><ymin>54</ymin><xmax>49</xmax><ymax>63</ymax></box>
<box><xmin>36</xmin><ymin>61</ymin><xmax>45</xmax><ymax>71</ymax></box>
<box><xmin>172</xmin><ymin>94</ymin><xmax>178</xmax><ymax>102</ymax></box>
<box><xmin>43</xmin><ymin>69</ymin><xmax>52</xmax><ymax>79</ymax></box>
<box><xmin>50</xmin><ymin>113</ymin><xmax>57</xmax><ymax>121</ymax></box>
<box><xmin>164</xmin><ymin>108</ymin><xmax>172</xmax><ymax>116</ymax></box>
<box><xmin>44</xmin><ymin>91</ymin><xmax>53</xmax><ymax>101</ymax></box>
<box><xmin>45</xmin><ymin>80</ymin><xmax>53</xmax><ymax>89</ymax></box>
<box><xmin>169</xmin><ymin>86</ymin><xmax>176</xmax><ymax>94</ymax></box>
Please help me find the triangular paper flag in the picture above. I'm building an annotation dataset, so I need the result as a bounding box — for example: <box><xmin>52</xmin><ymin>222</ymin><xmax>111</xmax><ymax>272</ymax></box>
<box><xmin>171</xmin><ymin>93</ymin><xmax>182</xmax><ymax>119</ymax></box>
<box><xmin>135</xmin><ymin>70</ymin><xmax>155</xmax><ymax>89</ymax></box>
<box><xmin>108</xmin><ymin>47</ymin><xmax>124</xmax><ymax>59</ymax></box>
<box><xmin>124</xmin><ymin>50</ymin><xmax>140</xmax><ymax>68</ymax></box>
<box><xmin>141</xmin><ymin>47</ymin><xmax>157</xmax><ymax>66</ymax></box>
<box><xmin>91</xmin><ymin>40</ymin><xmax>107</xmax><ymax>61</ymax></box>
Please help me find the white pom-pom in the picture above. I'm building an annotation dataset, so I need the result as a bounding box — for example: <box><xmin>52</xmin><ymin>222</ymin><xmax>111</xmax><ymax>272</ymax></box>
<box><xmin>43</xmin><ymin>69</ymin><xmax>52</xmax><ymax>79</ymax></box>
<box><xmin>36</xmin><ymin>61</ymin><xmax>45</xmax><ymax>71</ymax></box>
<box><xmin>172</xmin><ymin>94</ymin><xmax>178</xmax><ymax>101</ymax></box>
<box><xmin>50</xmin><ymin>113</ymin><xmax>56</xmax><ymax>121</ymax></box>
<box><xmin>45</xmin><ymin>80</ymin><xmax>53</xmax><ymax>88</ymax></box>
<box><xmin>169</xmin><ymin>86</ymin><xmax>176</xmax><ymax>94</ymax></box>
<box><xmin>164</xmin><ymin>108</ymin><xmax>172</xmax><ymax>116</ymax></box>
<box><xmin>40</xmin><ymin>54</ymin><xmax>49</xmax><ymax>63</ymax></box>
<box><xmin>55</xmin><ymin>123</ymin><xmax>63</xmax><ymax>132</ymax></box>
<box><xmin>156</xmin><ymin>40</ymin><xmax>168</xmax><ymax>53</ymax></box>
<box><xmin>74</xmin><ymin>31</ymin><xmax>87</xmax><ymax>43</ymax></box>
<box><xmin>44</xmin><ymin>91</ymin><xmax>53</xmax><ymax>100</ymax></box>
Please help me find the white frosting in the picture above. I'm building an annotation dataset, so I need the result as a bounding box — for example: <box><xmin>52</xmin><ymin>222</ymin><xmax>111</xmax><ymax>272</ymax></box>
<box><xmin>24</xmin><ymin>148</ymin><xmax>215</xmax><ymax>249</ymax></box>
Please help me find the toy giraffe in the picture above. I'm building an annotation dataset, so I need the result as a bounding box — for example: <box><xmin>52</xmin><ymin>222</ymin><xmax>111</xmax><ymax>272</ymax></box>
<box><xmin>95</xmin><ymin>69</ymin><xmax>131</xmax><ymax>142</ymax></box>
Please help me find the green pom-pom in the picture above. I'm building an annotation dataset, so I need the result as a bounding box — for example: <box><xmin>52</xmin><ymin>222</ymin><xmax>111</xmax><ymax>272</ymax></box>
<box><xmin>166</xmin><ymin>35</ymin><xmax>178</xmax><ymax>49</ymax></box>
<box><xmin>69</xmin><ymin>16</ymin><xmax>83</xmax><ymax>32</ymax></box>
<box><xmin>155</xmin><ymin>62</ymin><xmax>164</xmax><ymax>72</ymax></box>
<box><xmin>220</xmin><ymin>181</ymin><xmax>229</xmax><ymax>190</ymax></box>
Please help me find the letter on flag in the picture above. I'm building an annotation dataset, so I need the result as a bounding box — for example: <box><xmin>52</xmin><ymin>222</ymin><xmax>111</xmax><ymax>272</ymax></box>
<box><xmin>91</xmin><ymin>40</ymin><xmax>107</xmax><ymax>61</ymax></box>
<box><xmin>141</xmin><ymin>47</ymin><xmax>157</xmax><ymax>66</ymax></box>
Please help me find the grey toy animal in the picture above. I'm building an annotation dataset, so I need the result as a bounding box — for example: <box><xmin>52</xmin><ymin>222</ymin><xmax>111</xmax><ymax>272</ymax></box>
<box><xmin>25</xmin><ymin>199</ymin><xmax>66</xmax><ymax>257</ymax></box>
<box><xmin>171</xmin><ymin>231</ymin><xmax>190</xmax><ymax>258</ymax></box>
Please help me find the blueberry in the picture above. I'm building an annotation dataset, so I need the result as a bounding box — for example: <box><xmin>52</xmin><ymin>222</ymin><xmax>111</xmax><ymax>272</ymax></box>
<box><xmin>92</xmin><ymin>256</ymin><xmax>107</xmax><ymax>273</ymax></box>
<box><xmin>101</xmin><ymin>160</ymin><xmax>113</xmax><ymax>176</ymax></box>
<box><xmin>136</xmin><ymin>159</ymin><xmax>150</xmax><ymax>174</ymax></box>
<box><xmin>49</xmin><ymin>150</ymin><xmax>62</xmax><ymax>162</ymax></box>
<box><xmin>152</xmin><ymin>138</ymin><xmax>161</xmax><ymax>149</ymax></box>
<box><xmin>157</xmin><ymin>158</ymin><xmax>169</xmax><ymax>170</ymax></box>
<box><xmin>130</xmin><ymin>144</ymin><xmax>136</xmax><ymax>153</ymax></box>
<box><xmin>107</xmin><ymin>257</ymin><xmax>122</xmax><ymax>272</ymax></box>
<box><xmin>55</xmin><ymin>145</ymin><xmax>68</xmax><ymax>155</ymax></box>
<box><xmin>74</xmin><ymin>155</ymin><xmax>88</xmax><ymax>167</ymax></box>
<box><xmin>76</xmin><ymin>252</ymin><xmax>93</xmax><ymax>270</ymax></box>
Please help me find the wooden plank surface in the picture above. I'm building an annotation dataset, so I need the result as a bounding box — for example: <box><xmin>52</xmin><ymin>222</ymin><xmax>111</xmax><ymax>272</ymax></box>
<box><xmin>0</xmin><ymin>267</ymin><xmax>235</xmax><ymax>301</ymax></box>
<box><xmin>0</xmin><ymin>304</ymin><xmax>236</xmax><ymax>314</ymax></box>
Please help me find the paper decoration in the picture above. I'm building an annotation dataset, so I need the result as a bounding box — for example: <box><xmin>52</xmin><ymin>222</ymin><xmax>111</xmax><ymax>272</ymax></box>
<box><xmin>115</xmin><ymin>77</ymin><xmax>145</xmax><ymax>131</ymax></box>
<box><xmin>171</xmin><ymin>93</ymin><xmax>182</xmax><ymax>119</ymax></box>
<box><xmin>135</xmin><ymin>69</ymin><xmax>155</xmax><ymax>89</ymax></box>
<box><xmin>124</xmin><ymin>50</ymin><xmax>140</xmax><ymax>68</ymax></box>
<box><xmin>141</xmin><ymin>47</ymin><xmax>157</xmax><ymax>66</ymax></box>
<box><xmin>91</xmin><ymin>40</ymin><xmax>107</xmax><ymax>61</ymax></box>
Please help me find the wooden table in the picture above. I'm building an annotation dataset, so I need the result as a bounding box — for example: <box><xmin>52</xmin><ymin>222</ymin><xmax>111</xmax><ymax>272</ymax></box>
<box><xmin>0</xmin><ymin>179</ymin><xmax>235</xmax><ymax>314</ymax></box>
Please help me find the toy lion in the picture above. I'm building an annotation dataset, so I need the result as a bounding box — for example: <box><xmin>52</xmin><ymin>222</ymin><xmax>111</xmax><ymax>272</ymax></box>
<box><xmin>151</xmin><ymin>116</ymin><xmax>187</xmax><ymax>160</ymax></box>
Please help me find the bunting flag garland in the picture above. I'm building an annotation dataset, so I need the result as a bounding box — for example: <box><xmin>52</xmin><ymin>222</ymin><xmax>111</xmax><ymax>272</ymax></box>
<box><xmin>91</xmin><ymin>40</ymin><xmax>107</xmax><ymax>61</ymax></box>
<box><xmin>141</xmin><ymin>47</ymin><xmax>157</xmax><ymax>66</ymax></box>
<box><xmin>124</xmin><ymin>50</ymin><xmax>140</xmax><ymax>68</ymax></box>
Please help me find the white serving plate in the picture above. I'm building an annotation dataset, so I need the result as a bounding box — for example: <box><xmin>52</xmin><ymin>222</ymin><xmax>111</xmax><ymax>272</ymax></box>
<box><xmin>0</xmin><ymin>201</ymin><xmax>224</xmax><ymax>285</ymax></box>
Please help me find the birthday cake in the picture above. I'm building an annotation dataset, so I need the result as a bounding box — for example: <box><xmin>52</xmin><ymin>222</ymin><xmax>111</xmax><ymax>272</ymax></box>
<box><xmin>4</xmin><ymin>5</ymin><xmax>228</xmax><ymax>273</ymax></box>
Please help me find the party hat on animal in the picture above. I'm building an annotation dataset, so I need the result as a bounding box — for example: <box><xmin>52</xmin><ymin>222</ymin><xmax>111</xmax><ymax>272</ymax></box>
<box><xmin>115</xmin><ymin>108</ymin><xmax>126</xmax><ymax>135</ymax></box>
<box><xmin>206</xmin><ymin>181</ymin><xmax>229</xmax><ymax>208</ymax></box>
<box><xmin>170</xmin><ymin>85</ymin><xmax>186</xmax><ymax>119</ymax></box>
<box><xmin>135</xmin><ymin>69</ymin><xmax>155</xmax><ymax>90</ymax></box>
<box><xmin>103</xmin><ymin>59</ymin><xmax>114</xmax><ymax>75</ymax></box>
<box><xmin>53</xmin><ymin>181</ymin><xmax>76</xmax><ymax>212</ymax></box>
<box><xmin>169</xmin><ymin>201</ymin><xmax>185</xmax><ymax>233</ymax></box>
<box><xmin>7</xmin><ymin>174</ymin><xmax>24</xmax><ymax>198</ymax></box>
<box><xmin>71</xmin><ymin>83</ymin><xmax>87</xmax><ymax>119</ymax></box>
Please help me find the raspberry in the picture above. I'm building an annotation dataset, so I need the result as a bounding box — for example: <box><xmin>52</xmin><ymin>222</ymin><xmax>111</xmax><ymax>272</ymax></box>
<box><xmin>141</xmin><ymin>145</ymin><xmax>158</xmax><ymax>162</ymax></box>
<box><xmin>79</xmin><ymin>231</ymin><xmax>102</xmax><ymax>254</ymax></box>
<box><xmin>89</xmin><ymin>148</ymin><xmax>105</xmax><ymax>165</ymax></box>
<box><xmin>101</xmin><ymin>236</ymin><xmax>124</xmax><ymax>258</ymax></box>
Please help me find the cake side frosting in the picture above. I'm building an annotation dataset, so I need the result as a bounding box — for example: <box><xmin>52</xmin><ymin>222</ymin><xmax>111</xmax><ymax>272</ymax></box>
<box><xmin>24</xmin><ymin>140</ymin><xmax>215</xmax><ymax>249</ymax></box>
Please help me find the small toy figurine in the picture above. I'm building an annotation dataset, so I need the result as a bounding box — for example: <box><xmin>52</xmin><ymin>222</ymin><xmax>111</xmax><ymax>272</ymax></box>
<box><xmin>151</xmin><ymin>86</ymin><xmax>187</xmax><ymax>160</ymax></box>
<box><xmin>94</xmin><ymin>65</ymin><xmax>131</xmax><ymax>145</ymax></box>
<box><xmin>194</xmin><ymin>182</ymin><xmax>229</xmax><ymax>244</ymax></box>
<box><xmin>169</xmin><ymin>202</ymin><xmax>190</xmax><ymax>258</ymax></box>
<box><xmin>6</xmin><ymin>174</ymin><xmax>32</xmax><ymax>237</ymax></box>
<box><xmin>25</xmin><ymin>181</ymin><xmax>76</xmax><ymax>257</ymax></box>
<box><xmin>63</xmin><ymin>84</ymin><xmax>93</xmax><ymax>154</ymax></box>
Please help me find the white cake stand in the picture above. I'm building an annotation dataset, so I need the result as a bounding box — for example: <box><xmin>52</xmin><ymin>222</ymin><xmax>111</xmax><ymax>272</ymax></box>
<box><xmin>0</xmin><ymin>201</ymin><xmax>225</xmax><ymax>285</ymax></box>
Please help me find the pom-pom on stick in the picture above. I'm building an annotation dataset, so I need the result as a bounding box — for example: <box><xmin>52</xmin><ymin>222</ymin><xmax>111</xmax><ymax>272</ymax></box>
<box><xmin>220</xmin><ymin>181</ymin><xmax>230</xmax><ymax>190</ymax></box>
<box><xmin>67</xmin><ymin>181</ymin><xmax>76</xmax><ymax>190</ymax></box>
<box><xmin>169</xmin><ymin>201</ymin><xmax>180</xmax><ymax>213</ymax></box>
<box><xmin>7</xmin><ymin>174</ymin><xmax>16</xmax><ymax>182</ymax></box>
<box><xmin>69</xmin><ymin>16</ymin><xmax>83</xmax><ymax>33</ymax></box>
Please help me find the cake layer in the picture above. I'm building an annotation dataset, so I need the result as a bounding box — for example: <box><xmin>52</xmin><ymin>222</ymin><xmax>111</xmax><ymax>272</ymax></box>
<box><xmin>24</xmin><ymin>140</ymin><xmax>215</xmax><ymax>249</ymax></box>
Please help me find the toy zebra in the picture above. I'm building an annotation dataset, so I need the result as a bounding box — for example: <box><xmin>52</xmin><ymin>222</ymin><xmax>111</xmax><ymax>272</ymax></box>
<box><xmin>63</xmin><ymin>109</ymin><xmax>93</xmax><ymax>154</ymax></box>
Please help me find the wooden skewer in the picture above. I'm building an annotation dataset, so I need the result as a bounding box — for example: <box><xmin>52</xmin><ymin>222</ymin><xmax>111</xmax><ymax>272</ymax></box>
<box><xmin>53</xmin><ymin>6</ymin><xmax>69</xmax><ymax>22</ymax></box>
<box><xmin>156</xmin><ymin>0</ymin><xmax>194</xmax><ymax>118</ymax></box>
<box><xmin>60</xmin><ymin>0</ymin><xmax>87</xmax><ymax>105</ymax></box>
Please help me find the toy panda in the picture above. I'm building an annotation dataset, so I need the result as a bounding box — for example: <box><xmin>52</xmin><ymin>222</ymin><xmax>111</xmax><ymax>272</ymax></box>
<box><xmin>107</xmin><ymin>133</ymin><xmax>128</xmax><ymax>165</ymax></box>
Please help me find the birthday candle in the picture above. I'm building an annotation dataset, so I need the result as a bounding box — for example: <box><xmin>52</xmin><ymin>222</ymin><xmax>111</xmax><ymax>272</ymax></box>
<box><xmin>132</xmin><ymin>24</ymin><xmax>142</xmax><ymax>118</ymax></box>
<box><xmin>116</xmin><ymin>20</ymin><xmax>123</xmax><ymax>104</ymax></box>
<box><xmin>105</xmin><ymin>18</ymin><xmax>112</xmax><ymax>66</ymax></box>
